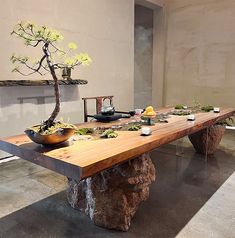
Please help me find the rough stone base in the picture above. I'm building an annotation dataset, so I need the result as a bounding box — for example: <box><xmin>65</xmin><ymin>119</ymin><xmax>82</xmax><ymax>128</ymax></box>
<box><xmin>188</xmin><ymin>125</ymin><xmax>225</xmax><ymax>155</ymax></box>
<box><xmin>67</xmin><ymin>153</ymin><xmax>156</xmax><ymax>231</ymax></box>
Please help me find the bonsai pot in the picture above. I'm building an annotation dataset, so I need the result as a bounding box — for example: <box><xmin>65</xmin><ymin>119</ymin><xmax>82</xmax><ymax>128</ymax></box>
<box><xmin>25</xmin><ymin>125</ymin><xmax>76</xmax><ymax>145</ymax></box>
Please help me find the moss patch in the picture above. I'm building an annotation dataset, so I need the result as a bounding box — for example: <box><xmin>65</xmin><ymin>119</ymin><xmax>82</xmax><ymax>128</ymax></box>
<box><xmin>28</xmin><ymin>122</ymin><xmax>77</xmax><ymax>135</ymax></box>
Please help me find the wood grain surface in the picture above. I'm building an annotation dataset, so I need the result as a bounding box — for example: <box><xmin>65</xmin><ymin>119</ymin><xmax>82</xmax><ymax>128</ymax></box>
<box><xmin>0</xmin><ymin>79</ymin><xmax>87</xmax><ymax>87</ymax></box>
<box><xmin>0</xmin><ymin>107</ymin><xmax>234</xmax><ymax>180</ymax></box>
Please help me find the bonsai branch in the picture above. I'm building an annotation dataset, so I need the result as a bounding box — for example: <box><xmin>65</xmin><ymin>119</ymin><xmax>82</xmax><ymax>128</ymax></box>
<box><xmin>13</xmin><ymin>54</ymin><xmax>47</xmax><ymax>76</ymax></box>
<box><xmin>14</xmin><ymin>69</ymin><xmax>45</xmax><ymax>76</ymax></box>
<box><xmin>50</xmin><ymin>42</ymin><xmax>66</xmax><ymax>54</ymax></box>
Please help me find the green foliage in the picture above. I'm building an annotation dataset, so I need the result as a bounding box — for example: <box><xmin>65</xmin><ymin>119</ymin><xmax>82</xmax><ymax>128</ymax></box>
<box><xmin>64</xmin><ymin>53</ymin><xmax>92</xmax><ymax>68</ymax></box>
<box><xmin>127</xmin><ymin>124</ymin><xmax>141</xmax><ymax>131</ymax></box>
<box><xmin>101</xmin><ymin>129</ymin><xmax>118</xmax><ymax>138</ymax></box>
<box><xmin>29</xmin><ymin>122</ymin><xmax>77</xmax><ymax>135</ymax></box>
<box><xmin>201</xmin><ymin>105</ymin><xmax>214</xmax><ymax>112</ymax></box>
<box><xmin>172</xmin><ymin>110</ymin><xmax>191</xmax><ymax>116</ymax></box>
<box><xmin>76</xmin><ymin>128</ymin><xmax>94</xmax><ymax>135</ymax></box>
<box><xmin>12</xmin><ymin>21</ymin><xmax>64</xmax><ymax>44</ymax></box>
<box><xmin>68</xmin><ymin>42</ymin><xmax>78</xmax><ymax>50</ymax></box>
<box><xmin>11</xmin><ymin>21</ymin><xmax>92</xmax><ymax>75</ymax></box>
<box><xmin>174</xmin><ymin>104</ymin><xmax>184</xmax><ymax>109</ymax></box>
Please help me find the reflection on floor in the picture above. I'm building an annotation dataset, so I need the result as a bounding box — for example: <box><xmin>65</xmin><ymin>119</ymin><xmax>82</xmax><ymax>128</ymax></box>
<box><xmin>0</xmin><ymin>130</ymin><xmax>234</xmax><ymax>238</ymax></box>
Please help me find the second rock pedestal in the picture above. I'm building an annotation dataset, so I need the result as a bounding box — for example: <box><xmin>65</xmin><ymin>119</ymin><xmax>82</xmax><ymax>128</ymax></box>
<box><xmin>188</xmin><ymin>125</ymin><xmax>225</xmax><ymax>155</ymax></box>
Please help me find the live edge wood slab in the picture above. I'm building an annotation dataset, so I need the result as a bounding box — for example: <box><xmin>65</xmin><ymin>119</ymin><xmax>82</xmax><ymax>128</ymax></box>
<box><xmin>0</xmin><ymin>107</ymin><xmax>234</xmax><ymax>181</ymax></box>
<box><xmin>0</xmin><ymin>79</ymin><xmax>87</xmax><ymax>87</ymax></box>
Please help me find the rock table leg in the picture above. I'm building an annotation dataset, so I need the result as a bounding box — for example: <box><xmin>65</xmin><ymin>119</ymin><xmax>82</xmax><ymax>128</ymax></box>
<box><xmin>67</xmin><ymin>153</ymin><xmax>156</xmax><ymax>231</ymax></box>
<box><xmin>188</xmin><ymin>125</ymin><xmax>225</xmax><ymax>155</ymax></box>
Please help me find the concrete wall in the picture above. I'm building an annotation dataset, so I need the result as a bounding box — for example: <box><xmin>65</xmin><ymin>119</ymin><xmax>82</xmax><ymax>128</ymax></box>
<box><xmin>0</xmin><ymin>0</ymin><xmax>134</xmax><ymax>140</ymax></box>
<box><xmin>164</xmin><ymin>0</ymin><xmax>235</xmax><ymax>107</ymax></box>
<box><xmin>134</xmin><ymin>5</ymin><xmax>153</xmax><ymax>108</ymax></box>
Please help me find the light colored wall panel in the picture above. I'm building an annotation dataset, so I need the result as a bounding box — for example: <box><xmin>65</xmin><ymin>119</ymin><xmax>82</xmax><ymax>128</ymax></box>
<box><xmin>164</xmin><ymin>0</ymin><xmax>235</xmax><ymax>107</ymax></box>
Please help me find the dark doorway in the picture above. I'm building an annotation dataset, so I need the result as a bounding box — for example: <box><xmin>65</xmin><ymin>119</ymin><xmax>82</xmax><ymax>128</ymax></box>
<box><xmin>134</xmin><ymin>5</ymin><xmax>154</xmax><ymax>108</ymax></box>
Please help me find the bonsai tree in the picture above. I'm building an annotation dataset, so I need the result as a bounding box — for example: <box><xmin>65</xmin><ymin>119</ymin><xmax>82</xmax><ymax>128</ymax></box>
<box><xmin>10</xmin><ymin>21</ymin><xmax>91</xmax><ymax>133</ymax></box>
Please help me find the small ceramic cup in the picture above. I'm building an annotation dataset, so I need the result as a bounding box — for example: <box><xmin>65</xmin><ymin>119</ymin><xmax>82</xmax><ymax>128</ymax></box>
<box><xmin>187</xmin><ymin>114</ymin><xmax>195</xmax><ymax>121</ymax></box>
<box><xmin>141</xmin><ymin>127</ymin><xmax>151</xmax><ymax>135</ymax></box>
<box><xmin>135</xmin><ymin>109</ymin><xmax>143</xmax><ymax>116</ymax></box>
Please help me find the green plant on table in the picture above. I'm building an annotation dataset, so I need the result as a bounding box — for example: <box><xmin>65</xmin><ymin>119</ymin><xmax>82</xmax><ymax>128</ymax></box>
<box><xmin>174</xmin><ymin>104</ymin><xmax>184</xmax><ymax>109</ymax></box>
<box><xmin>101</xmin><ymin>129</ymin><xmax>118</xmax><ymax>138</ymax></box>
<box><xmin>10</xmin><ymin>21</ymin><xmax>92</xmax><ymax>134</ymax></box>
<box><xmin>76</xmin><ymin>128</ymin><xmax>94</xmax><ymax>135</ymax></box>
<box><xmin>201</xmin><ymin>105</ymin><xmax>214</xmax><ymax>112</ymax></box>
<box><xmin>127</xmin><ymin>124</ymin><xmax>141</xmax><ymax>131</ymax></box>
<box><xmin>172</xmin><ymin>110</ymin><xmax>191</xmax><ymax>116</ymax></box>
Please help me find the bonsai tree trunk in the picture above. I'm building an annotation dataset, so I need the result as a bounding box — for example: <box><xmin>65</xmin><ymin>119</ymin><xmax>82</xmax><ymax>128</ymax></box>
<box><xmin>41</xmin><ymin>43</ymin><xmax>61</xmax><ymax>131</ymax></box>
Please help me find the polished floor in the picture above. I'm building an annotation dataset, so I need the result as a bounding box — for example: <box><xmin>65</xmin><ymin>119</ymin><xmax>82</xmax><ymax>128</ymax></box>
<box><xmin>0</xmin><ymin>130</ymin><xmax>235</xmax><ymax>238</ymax></box>
<box><xmin>176</xmin><ymin>171</ymin><xmax>235</xmax><ymax>238</ymax></box>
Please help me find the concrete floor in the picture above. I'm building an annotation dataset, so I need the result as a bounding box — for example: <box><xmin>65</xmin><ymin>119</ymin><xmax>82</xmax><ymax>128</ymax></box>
<box><xmin>176</xmin><ymin>171</ymin><xmax>235</xmax><ymax>238</ymax></box>
<box><xmin>0</xmin><ymin>130</ymin><xmax>235</xmax><ymax>238</ymax></box>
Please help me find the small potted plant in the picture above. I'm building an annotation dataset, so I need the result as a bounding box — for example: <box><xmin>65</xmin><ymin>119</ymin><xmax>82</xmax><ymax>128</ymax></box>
<box><xmin>10</xmin><ymin>21</ymin><xmax>92</xmax><ymax>145</ymax></box>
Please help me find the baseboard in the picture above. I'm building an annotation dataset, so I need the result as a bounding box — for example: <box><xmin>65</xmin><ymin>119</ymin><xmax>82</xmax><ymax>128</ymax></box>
<box><xmin>0</xmin><ymin>156</ymin><xmax>19</xmax><ymax>164</ymax></box>
<box><xmin>226</xmin><ymin>126</ymin><xmax>235</xmax><ymax>130</ymax></box>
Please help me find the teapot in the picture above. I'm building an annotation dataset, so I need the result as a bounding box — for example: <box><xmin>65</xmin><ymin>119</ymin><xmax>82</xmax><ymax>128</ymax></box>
<box><xmin>101</xmin><ymin>98</ymin><xmax>115</xmax><ymax>115</ymax></box>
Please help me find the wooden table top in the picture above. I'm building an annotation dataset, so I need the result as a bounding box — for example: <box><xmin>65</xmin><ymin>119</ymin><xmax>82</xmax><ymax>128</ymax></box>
<box><xmin>0</xmin><ymin>107</ymin><xmax>234</xmax><ymax>181</ymax></box>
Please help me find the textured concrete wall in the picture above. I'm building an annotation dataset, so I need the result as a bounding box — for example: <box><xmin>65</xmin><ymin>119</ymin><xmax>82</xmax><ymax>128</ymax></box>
<box><xmin>164</xmin><ymin>0</ymin><xmax>235</xmax><ymax>107</ymax></box>
<box><xmin>134</xmin><ymin>5</ymin><xmax>153</xmax><ymax>108</ymax></box>
<box><xmin>0</xmin><ymin>0</ymin><xmax>134</xmax><ymax>139</ymax></box>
